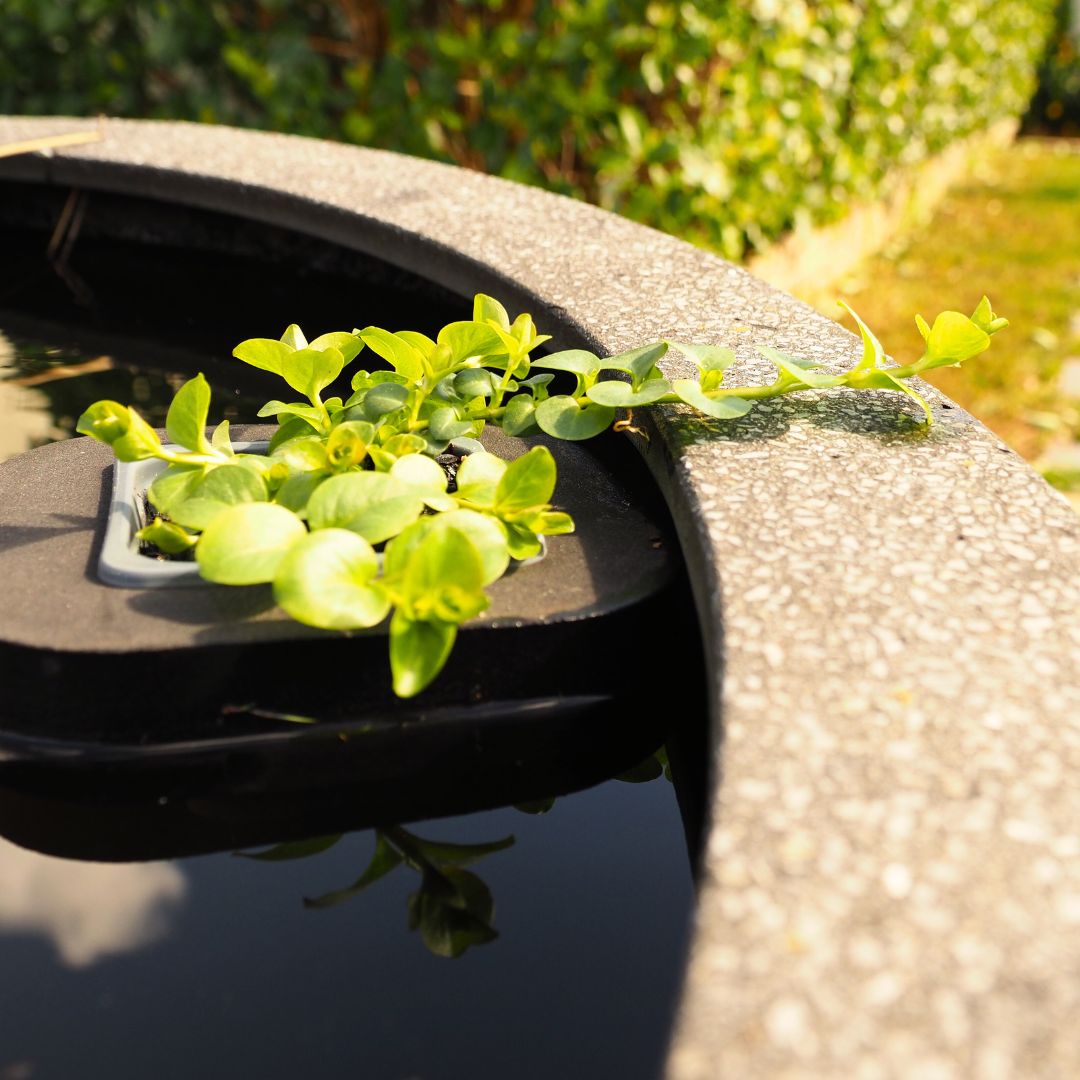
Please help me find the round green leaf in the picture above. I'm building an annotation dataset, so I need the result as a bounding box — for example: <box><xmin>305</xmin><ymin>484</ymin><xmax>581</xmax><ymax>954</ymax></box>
<box><xmin>166</xmin><ymin>463</ymin><xmax>268</xmax><ymax>531</ymax></box>
<box><xmin>667</xmin><ymin>342</ymin><xmax>736</xmax><ymax>373</ymax></box>
<box><xmin>390</xmin><ymin>453</ymin><xmax>455</xmax><ymax>510</ymax></box>
<box><xmin>429</xmin><ymin>406</ymin><xmax>473</xmax><ymax>442</ymax></box>
<box><xmin>454</xmin><ymin>369</ymin><xmax>494</xmax><ymax>399</ymax></box>
<box><xmin>309</xmin><ymin>331</ymin><xmax>364</xmax><ymax>364</ymax></box>
<box><xmin>495</xmin><ymin>445</ymin><xmax>557</xmax><ymax>510</ymax></box>
<box><xmin>433</xmin><ymin>510</ymin><xmax>510</xmax><ymax>585</ymax></box>
<box><xmin>586</xmin><ymin>378</ymin><xmax>671</xmax><ymax>407</ymax></box>
<box><xmin>233</xmin><ymin>338</ymin><xmax>291</xmax><ymax>375</ymax></box>
<box><xmin>602</xmin><ymin>342</ymin><xmax>668</xmax><ymax>384</ymax></box>
<box><xmin>363</xmin><ymin>382</ymin><xmax>410</xmax><ymax>420</ymax></box>
<box><xmin>273</xmin><ymin>529</ymin><xmax>390</xmax><ymax>630</ymax></box>
<box><xmin>196</xmin><ymin>502</ymin><xmax>307</xmax><ymax>585</ymax></box>
<box><xmin>534</xmin><ymin>395</ymin><xmax>615</xmax><ymax>440</ymax></box>
<box><xmin>671</xmin><ymin>381</ymin><xmax>754</xmax><ymax>420</ymax></box>
<box><xmin>500</xmin><ymin>394</ymin><xmax>540</xmax><ymax>437</ymax></box>
<box><xmin>455</xmin><ymin>451</ymin><xmax>506</xmax><ymax>506</ymax></box>
<box><xmin>390</xmin><ymin>611</ymin><xmax>457</xmax><ymax>699</ymax></box>
<box><xmin>281</xmin><ymin>347</ymin><xmax>345</xmax><ymax>401</ymax></box>
<box><xmin>437</xmin><ymin>321</ymin><xmax>504</xmax><ymax>364</ymax></box>
<box><xmin>165</xmin><ymin>373</ymin><xmax>213</xmax><ymax>454</ymax></box>
<box><xmin>530</xmin><ymin>350</ymin><xmax>603</xmax><ymax>376</ymax></box>
<box><xmin>306</xmin><ymin>472</ymin><xmax>424</xmax><ymax>544</ymax></box>
<box><xmin>327</xmin><ymin>420</ymin><xmax>374</xmax><ymax>470</ymax></box>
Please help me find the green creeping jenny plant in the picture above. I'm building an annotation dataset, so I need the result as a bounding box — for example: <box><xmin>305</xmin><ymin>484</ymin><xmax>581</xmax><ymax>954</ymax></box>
<box><xmin>77</xmin><ymin>294</ymin><xmax>1007</xmax><ymax>697</ymax></box>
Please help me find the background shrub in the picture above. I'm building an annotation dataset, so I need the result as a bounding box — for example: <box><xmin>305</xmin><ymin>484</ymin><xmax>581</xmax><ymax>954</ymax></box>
<box><xmin>0</xmin><ymin>0</ymin><xmax>1057</xmax><ymax>259</ymax></box>
<box><xmin>1023</xmin><ymin>0</ymin><xmax>1080</xmax><ymax>135</ymax></box>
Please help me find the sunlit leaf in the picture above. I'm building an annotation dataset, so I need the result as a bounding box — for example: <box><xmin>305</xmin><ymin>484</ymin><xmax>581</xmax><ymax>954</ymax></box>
<box><xmin>671</xmin><ymin>380</ymin><xmax>754</xmax><ymax>420</ymax></box>
<box><xmin>196</xmin><ymin>502</ymin><xmax>307</xmax><ymax>585</ymax></box>
<box><xmin>165</xmin><ymin>373</ymin><xmax>214</xmax><ymax>454</ymax></box>
<box><xmin>586</xmin><ymin>378</ymin><xmax>671</xmax><ymax>407</ymax></box>
<box><xmin>534</xmin><ymin>395</ymin><xmax>615</xmax><ymax>439</ymax></box>
<box><xmin>274</xmin><ymin>529</ymin><xmax>390</xmax><ymax>629</ymax></box>
<box><xmin>306</xmin><ymin>471</ymin><xmax>424</xmax><ymax>544</ymax></box>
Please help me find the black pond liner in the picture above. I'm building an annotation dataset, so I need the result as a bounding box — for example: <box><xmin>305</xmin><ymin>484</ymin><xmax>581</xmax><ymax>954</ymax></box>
<box><xmin>0</xmin><ymin>183</ymin><xmax>707</xmax><ymax>1078</ymax></box>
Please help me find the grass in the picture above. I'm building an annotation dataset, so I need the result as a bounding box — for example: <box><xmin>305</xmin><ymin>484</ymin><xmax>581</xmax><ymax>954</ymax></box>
<box><xmin>795</xmin><ymin>137</ymin><xmax>1080</xmax><ymax>499</ymax></box>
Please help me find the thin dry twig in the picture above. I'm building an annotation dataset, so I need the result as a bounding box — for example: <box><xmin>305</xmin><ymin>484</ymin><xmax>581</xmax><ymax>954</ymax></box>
<box><xmin>0</xmin><ymin>120</ymin><xmax>106</xmax><ymax>162</ymax></box>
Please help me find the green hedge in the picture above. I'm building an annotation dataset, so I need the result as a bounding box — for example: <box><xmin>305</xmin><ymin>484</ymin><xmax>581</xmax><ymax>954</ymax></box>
<box><xmin>0</xmin><ymin>1</ymin><xmax>1057</xmax><ymax>259</ymax></box>
<box><xmin>1023</xmin><ymin>1</ymin><xmax>1080</xmax><ymax>134</ymax></box>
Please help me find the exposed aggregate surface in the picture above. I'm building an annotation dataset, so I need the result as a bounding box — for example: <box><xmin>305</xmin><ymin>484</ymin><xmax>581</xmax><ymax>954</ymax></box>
<box><xmin>1</xmin><ymin>117</ymin><xmax>1079</xmax><ymax>1078</ymax></box>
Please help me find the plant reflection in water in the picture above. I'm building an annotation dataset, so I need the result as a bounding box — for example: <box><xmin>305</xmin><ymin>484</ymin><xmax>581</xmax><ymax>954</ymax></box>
<box><xmin>237</xmin><ymin>746</ymin><xmax>671</xmax><ymax>959</ymax></box>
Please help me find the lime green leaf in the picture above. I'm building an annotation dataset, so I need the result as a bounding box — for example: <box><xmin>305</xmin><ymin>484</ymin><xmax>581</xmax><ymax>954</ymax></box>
<box><xmin>847</xmin><ymin>368</ymin><xmax>933</xmax><ymax>424</ymax></box>
<box><xmin>233</xmin><ymin>337</ymin><xmax>291</xmax><ymax>375</ymax></box>
<box><xmin>534</xmin><ymin>396</ymin><xmax>615</xmax><ymax>440</ymax></box>
<box><xmin>390</xmin><ymin>611</ymin><xmax>457</xmax><ymax>698</ymax></box>
<box><xmin>437</xmin><ymin>321</ymin><xmax>505</xmax><ymax>364</ymax></box>
<box><xmin>281</xmin><ymin>324</ymin><xmax>308</xmax><ymax>350</ymax></box>
<box><xmin>273</xmin><ymin>529</ymin><xmax>390</xmax><ymax>629</ymax></box>
<box><xmin>455</xmin><ymin>451</ymin><xmax>506</xmax><ymax>506</ymax></box>
<box><xmin>326</xmin><ymin>420</ymin><xmax>374</xmax><ymax>471</ymax></box>
<box><xmin>603</xmin><ymin>342</ymin><xmax>668</xmax><ymax>386</ymax></box>
<box><xmin>165</xmin><ymin>463</ymin><xmax>268</xmax><ymax>531</ymax></box>
<box><xmin>969</xmin><ymin>296</ymin><xmax>1008</xmax><ymax>335</ymax></box>
<box><xmin>256</xmin><ymin>401</ymin><xmax>326</xmax><ymax>429</ymax></box>
<box><xmin>306</xmin><ymin>472</ymin><xmax>424</xmax><ymax>544</ymax></box>
<box><xmin>532</xmin><ymin>510</ymin><xmax>574</xmax><ymax>535</ymax></box>
<box><xmin>274</xmin><ymin>472</ymin><xmax>326</xmax><ymax>515</ymax></box>
<box><xmin>165</xmin><ymin>374</ymin><xmax>213</xmax><ymax>454</ymax></box>
<box><xmin>473</xmin><ymin>293</ymin><xmax>511</xmax><ymax>331</ymax></box>
<box><xmin>281</xmin><ymin>346</ymin><xmax>345</xmax><ymax>401</ymax></box>
<box><xmin>671</xmin><ymin>381</ymin><xmax>754</xmax><ymax>419</ymax></box>
<box><xmin>390</xmin><ymin>453</ymin><xmax>455</xmax><ymax>510</ymax></box>
<box><xmin>362</xmin><ymin>382</ymin><xmax>410</xmax><ymax>420</ymax></box>
<box><xmin>135</xmin><ymin>516</ymin><xmax>197</xmax><ymax>554</ymax></box>
<box><xmin>357</xmin><ymin>327</ymin><xmax>424</xmax><ymax>382</ymax></box>
<box><xmin>211</xmin><ymin>420</ymin><xmax>234</xmax><ymax>454</ymax></box>
<box><xmin>496</xmin><ymin>445</ymin><xmax>557</xmax><ymax>510</ymax></box>
<box><xmin>396</xmin><ymin>330</ymin><xmax>437</xmax><ymax>356</ymax></box>
<box><xmin>431</xmin><ymin>510</ymin><xmax>510</xmax><ymax>584</ymax></box>
<box><xmin>920</xmin><ymin>311</ymin><xmax>990</xmax><ymax>370</ymax></box>
<box><xmin>501</xmin><ymin>394</ymin><xmax>540</xmax><ymax>436</ymax></box>
<box><xmin>76</xmin><ymin>401</ymin><xmax>162</xmax><ymax>461</ymax></box>
<box><xmin>268</xmin><ymin>416</ymin><xmax>313</xmax><ymax>454</ymax></box>
<box><xmin>401</xmin><ymin>524</ymin><xmax>486</xmax><ymax>598</ymax></box>
<box><xmin>838</xmin><ymin>301</ymin><xmax>887</xmax><ymax>370</ymax></box>
<box><xmin>586</xmin><ymin>378</ymin><xmax>671</xmax><ymax>407</ymax></box>
<box><xmin>505</xmin><ymin>521</ymin><xmax>543</xmax><ymax>560</ymax></box>
<box><xmin>454</xmin><ymin>369</ymin><xmax>494</xmax><ymax>399</ymax></box>
<box><xmin>196</xmin><ymin>502</ymin><xmax>307</xmax><ymax>585</ymax></box>
<box><xmin>757</xmin><ymin>346</ymin><xmax>843</xmax><ymax>388</ymax></box>
<box><xmin>666</xmin><ymin>342</ymin><xmax>736</xmax><ymax>373</ymax></box>
<box><xmin>272</xmin><ymin>436</ymin><xmax>330</xmax><ymax>476</ymax></box>
<box><xmin>531</xmin><ymin>350</ymin><xmax>603</xmax><ymax>376</ymax></box>
<box><xmin>430</xmin><ymin>406</ymin><xmax>472</xmax><ymax>442</ymax></box>
<box><xmin>383</xmin><ymin>432</ymin><xmax>426</xmax><ymax>455</ymax></box>
<box><xmin>148</xmin><ymin>464</ymin><xmax>204</xmax><ymax>518</ymax></box>
<box><xmin>915</xmin><ymin>314</ymin><xmax>931</xmax><ymax>342</ymax></box>
<box><xmin>309</xmin><ymin>331</ymin><xmax>364</xmax><ymax>363</ymax></box>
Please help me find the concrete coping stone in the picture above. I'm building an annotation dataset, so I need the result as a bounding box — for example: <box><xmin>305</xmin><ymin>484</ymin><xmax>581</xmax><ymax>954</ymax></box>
<box><xmin>1</xmin><ymin>117</ymin><xmax>1079</xmax><ymax>1078</ymax></box>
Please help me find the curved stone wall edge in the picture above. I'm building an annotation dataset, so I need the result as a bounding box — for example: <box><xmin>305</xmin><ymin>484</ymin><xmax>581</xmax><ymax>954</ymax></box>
<box><xmin>2</xmin><ymin>117</ymin><xmax>1079</xmax><ymax>1078</ymax></box>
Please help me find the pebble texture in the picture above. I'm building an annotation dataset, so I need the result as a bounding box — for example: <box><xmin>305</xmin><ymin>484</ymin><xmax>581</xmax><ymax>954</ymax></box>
<box><xmin>2</xmin><ymin>117</ymin><xmax>1079</xmax><ymax>1077</ymax></box>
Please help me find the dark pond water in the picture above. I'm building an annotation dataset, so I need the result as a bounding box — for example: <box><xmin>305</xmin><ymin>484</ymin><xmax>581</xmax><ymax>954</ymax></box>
<box><xmin>0</xmin><ymin>773</ymin><xmax>692</xmax><ymax>1080</ymax></box>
